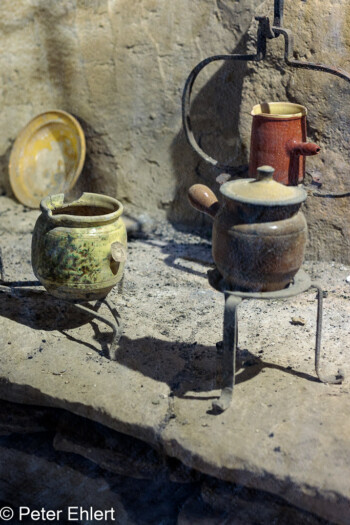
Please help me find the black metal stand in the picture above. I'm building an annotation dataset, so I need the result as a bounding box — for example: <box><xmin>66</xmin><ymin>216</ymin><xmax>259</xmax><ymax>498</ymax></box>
<box><xmin>208</xmin><ymin>268</ymin><xmax>344</xmax><ymax>413</ymax></box>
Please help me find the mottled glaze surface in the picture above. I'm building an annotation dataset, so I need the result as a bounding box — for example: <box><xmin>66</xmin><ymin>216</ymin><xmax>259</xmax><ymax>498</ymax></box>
<box><xmin>32</xmin><ymin>193</ymin><xmax>127</xmax><ymax>301</ymax></box>
<box><xmin>212</xmin><ymin>206</ymin><xmax>308</xmax><ymax>292</ymax></box>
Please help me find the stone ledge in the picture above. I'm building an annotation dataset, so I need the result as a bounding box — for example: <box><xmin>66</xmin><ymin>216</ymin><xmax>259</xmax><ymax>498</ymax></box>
<box><xmin>0</xmin><ymin>402</ymin><xmax>335</xmax><ymax>525</ymax></box>
<box><xmin>0</xmin><ymin>197</ymin><xmax>349</xmax><ymax>524</ymax></box>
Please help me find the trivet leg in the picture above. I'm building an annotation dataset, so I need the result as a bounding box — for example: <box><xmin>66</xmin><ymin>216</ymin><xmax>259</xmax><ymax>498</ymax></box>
<box><xmin>71</xmin><ymin>301</ymin><xmax>122</xmax><ymax>361</ymax></box>
<box><xmin>212</xmin><ymin>294</ymin><xmax>242</xmax><ymax>413</ymax></box>
<box><xmin>314</xmin><ymin>284</ymin><xmax>344</xmax><ymax>385</ymax></box>
<box><xmin>100</xmin><ymin>298</ymin><xmax>123</xmax><ymax>360</ymax></box>
<box><xmin>0</xmin><ymin>247</ymin><xmax>4</xmax><ymax>282</ymax></box>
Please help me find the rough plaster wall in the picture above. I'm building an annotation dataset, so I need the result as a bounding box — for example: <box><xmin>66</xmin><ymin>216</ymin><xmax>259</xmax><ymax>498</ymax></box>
<box><xmin>0</xmin><ymin>0</ymin><xmax>349</xmax><ymax>262</ymax></box>
<box><xmin>238</xmin><ymin>0</ymin><xmax>350</xmax><ymax>263</ymax></box>
<box><xmin>0</xmin><ymin>0</ymin><xmax>259</xmax><ymax>209</ymax></box>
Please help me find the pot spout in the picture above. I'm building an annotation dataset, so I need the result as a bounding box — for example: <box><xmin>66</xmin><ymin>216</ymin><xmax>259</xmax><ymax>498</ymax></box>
<box><xmin>287</xmin><ymin>140</ymin><xmax>321</xmax><ymax>156</ymax></box>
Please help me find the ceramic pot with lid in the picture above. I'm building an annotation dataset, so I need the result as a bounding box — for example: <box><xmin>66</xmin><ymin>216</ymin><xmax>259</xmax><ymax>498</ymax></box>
<box><xmin>32</xmin><ymin>192</ymin><xmax>127</xmax><ymax>302</ymax></box>
<box><xmin>188</xmin><ymin>166</ymin><xmax>308</xmax><ymax>292</ymax></box>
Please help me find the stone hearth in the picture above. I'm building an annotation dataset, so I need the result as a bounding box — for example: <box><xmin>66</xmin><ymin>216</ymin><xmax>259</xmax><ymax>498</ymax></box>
<box><xmin>0</xmin><ymin>195</ymin><xmax>350</xmax><ymax>524</ymax></box>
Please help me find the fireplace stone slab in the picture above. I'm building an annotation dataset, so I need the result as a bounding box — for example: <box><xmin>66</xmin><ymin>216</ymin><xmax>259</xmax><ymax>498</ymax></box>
<box><xmin>0</xmin><ymin>196</ymin><xmax>350</xmax><ymax>524</ymax></box>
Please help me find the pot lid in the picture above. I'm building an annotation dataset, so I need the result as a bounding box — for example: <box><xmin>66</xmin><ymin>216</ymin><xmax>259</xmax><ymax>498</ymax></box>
<box><xmin>220</xmin><ymin>166</ymin><xmax>307</xmax><ymax>206</ymax></box>
<box><xmin>9</xmin><ymin>110</ymin><xmax>86</xmax><ymax>208</ymax></box>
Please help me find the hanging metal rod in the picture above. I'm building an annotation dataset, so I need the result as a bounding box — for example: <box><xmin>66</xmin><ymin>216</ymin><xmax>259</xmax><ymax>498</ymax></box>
<box><xmin>182</xmin><ymin>3</ymin><xmax>350</xmax><ymax>173</ymax></box>
<box><xmin>274</xmin><ymin>0</ymin><xmax>284</xmax><ymax>27</ymax></box>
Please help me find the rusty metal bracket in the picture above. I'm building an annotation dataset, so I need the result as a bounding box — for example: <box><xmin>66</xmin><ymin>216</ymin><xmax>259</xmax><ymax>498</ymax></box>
<box><xmin>273</xmin><ymin>25</ymin><xmax>350</xmax><ymax>84</ymax></box>
<box><xmin>182</xmin><ymin>0</ymin><xmax>350</xmax><ymax>181</ymax></box>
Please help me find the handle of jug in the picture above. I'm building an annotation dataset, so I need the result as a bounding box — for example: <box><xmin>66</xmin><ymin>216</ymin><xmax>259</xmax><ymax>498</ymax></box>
<box><xmin>188</xmin><ymin>184</ymin><xmax>220</xmax><ymax>219</ymax></box>
<box><xmin>111</xmin><ymin>242</ymin><xmax>127</xmax><ymax>263</ymax></box>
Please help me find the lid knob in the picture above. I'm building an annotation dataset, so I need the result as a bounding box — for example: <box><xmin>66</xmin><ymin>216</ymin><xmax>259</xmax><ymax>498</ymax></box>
<box><xmin>256</xmin><ymin>165</ymin><xmax>275</xmax><ymax>181</ymax></box>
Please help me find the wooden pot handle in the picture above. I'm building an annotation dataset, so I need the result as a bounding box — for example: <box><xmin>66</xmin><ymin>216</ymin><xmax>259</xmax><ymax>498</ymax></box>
<box><xmin>188</xmin><ymin>184</ymin><xmax>220</xmax><ymax>219</ymax></box>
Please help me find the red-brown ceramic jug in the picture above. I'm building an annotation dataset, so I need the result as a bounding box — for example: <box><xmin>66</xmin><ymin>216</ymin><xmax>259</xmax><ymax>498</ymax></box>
<box><xmin>249</xmin><ymin>102</ymin><xmax>320</xmax><ymax>185</ymax></box>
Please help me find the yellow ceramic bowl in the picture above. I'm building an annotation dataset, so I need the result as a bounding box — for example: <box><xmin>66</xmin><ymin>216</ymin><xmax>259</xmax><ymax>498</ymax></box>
<box><xmin>9</xmin><ymin>110</ymin><xmax>86</xmax><ymax>208</ymax></box>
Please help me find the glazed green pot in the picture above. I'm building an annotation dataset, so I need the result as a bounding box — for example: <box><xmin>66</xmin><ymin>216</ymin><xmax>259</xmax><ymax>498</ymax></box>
<box><xmin>32</xmin><ymin>192</ymin><xmax>127</xmax><ymax>302</ymax></box>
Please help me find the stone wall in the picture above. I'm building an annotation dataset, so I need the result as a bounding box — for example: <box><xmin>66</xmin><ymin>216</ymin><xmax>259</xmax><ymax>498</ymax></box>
<box><xmin>239</xmin><ymin>0</ymin><xmax>350</xmax><ymax>263</ymax></box>
<box><xmin>0</xmin><ymin>0</ymin><xmax>349</xmax><ymax>262</ymax></box>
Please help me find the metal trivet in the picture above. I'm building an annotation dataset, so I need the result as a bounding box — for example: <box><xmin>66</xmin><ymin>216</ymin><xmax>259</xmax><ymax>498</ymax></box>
<box><xmin>208</xmin><ymin>267</ymin><xmax>344</xmax><ymax>413</ymax></box>
<box><xmin>0</xmin><ymin>252</ymin><xmax>122</xmax><ymax>360</ymax></box>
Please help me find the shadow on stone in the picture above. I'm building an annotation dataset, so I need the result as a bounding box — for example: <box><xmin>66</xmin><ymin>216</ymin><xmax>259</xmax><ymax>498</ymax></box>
<box><xmin>116</xmin><ymin>336</ymin><xmax>318</xmax><ymax>399</ymax></box>
<box><xmin>0</xmin><ymin>143</ymin><xmax>14</xmax><ymax>201</ymax></box>
<box><xmin>72</xmin><ymin>117</ymin><xmax>119</xmax><ymax>199</ymax></box>
<box><xmin>141</xmin><ymin>237</ymin><xmax>213</xmax><ymax>279</ymax></box>
<box><xmin>0</xmin><ymin>287</ymin><xmax>94</xmax><ymax>331</ymax></box>
<box><xmin>0</xmin><ymin>287</ymin><xmax>115</xmax><ymax>355</ymax></box>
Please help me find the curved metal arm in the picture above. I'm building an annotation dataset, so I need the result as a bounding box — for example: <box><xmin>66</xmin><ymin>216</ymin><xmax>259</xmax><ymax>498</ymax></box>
<box><xmin>181</xmin><ymin>16</ymin><xmax>272</xmax><ymax>171</ymax></box>
<box><xmin>274</xmin><ymin>26</ymin><xmax>350</xmax><ymax>197</ymax></box>
<box><xmin>274</xmin><ymin>27</ymin><xmax>350</xmax><ymax>84</ymax></box>
<box><xmin>182</xmin><ymin>52</ymin><xmax>260</xmax><ymax>171</ymax></box>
